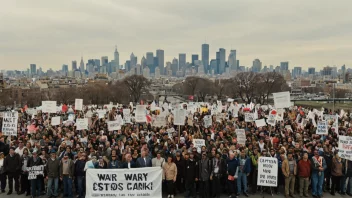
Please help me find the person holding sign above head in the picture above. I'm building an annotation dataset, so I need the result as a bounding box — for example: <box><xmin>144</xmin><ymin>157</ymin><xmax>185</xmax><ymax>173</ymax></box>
<box><xmin>282</xmin><ymin>152</ymin><xmax>297</xmax><ymax>198</ymax></box>
<box><xmin>27</xmin><ymin>150</ymin><xmax>44</xmax><ymax>198</ymax></box>
<box><xmin>3</xmin><ymin>147</ymin><xmax>21</xmax><ymax>195</ymax></box>
<box><xmin>163</xmin><ymin>155</ymin><xmax>177</xmax><ymax>198</ymax></box>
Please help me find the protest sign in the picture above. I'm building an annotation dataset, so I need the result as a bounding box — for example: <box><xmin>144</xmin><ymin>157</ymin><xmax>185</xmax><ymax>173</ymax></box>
<box><xmin>135</xmin><ymin>105</ymin><xmax>147</xmax><ymax>123</ymax></box>
<box><xmin>174</xmin><ymin>109</ymin><xmax>186</xmax><ymax>125</ymax></box>
<box><xmin>338</xmin><ymin>136</ymin><xmax>352</xmax><ymax>161</ymax></box>
<box><xmin>75</xmin><ymin>99</ymin><xmax>83</xmax><ymax>111</ymax></box>
<box><xmin>76</xmin><ymin>118</ymin><xmax>88</xmax><ymax>130</ymax></box>
<box><xmin>317</xmin><ymin>120</ymin><xmax>328</xmax><ymax>135</ymax></box>
<box><xmin>236</xmin><ymin>129</ymin><xmax>246</xmax><ymax>145</ymax></box>
<box><xmin>123</xmin><ymin>109</ymin><xmax>131</xmax><ymax>124</ymax></box>
<box><xmin>108</xmin><ymin>121</ymin><xmax>121</xmax><ymax>131</ymax></box>
<box><xmin>97</xmin><ymin>110</ymin><xmax>106</xmax><ymax>119</ymax></box>
<box><xmin>273</xmin><ymin>91</ymin><xmax>291</xmax><ymax>108</ymax></box>
<box><xmin>193</xmin><ymin>139</ymin><xmax>205</xmax><ymax>153</ymax></box>
<box><xmin>257</xmin><ymin>157</ymin><xmax>278</xmax><ymax>187</ymax></box>
<box><xmin>215</xmin><ymin>113</ymin><xmax>226</xmax><ymax>122</ymax></box>
<box><xmin>203</xmin><ymin>115</ymin><xmax>212</xmax><ymax>128</ymax></box>
<box><xmin>267</xmin><ymin>114</ymin><xmax>276</xmax><ymax>126</ymax></box>
<box><xmin>276</xmin><ymin>109</ymin><xmax>284</xmax><ymax>121</ymax></box>
<box><xmin>42</xmin><ymin>101</ymin><xmax>57</xmax><ymax>113</ymax></box>
<box><xmin>245</xmin><ymin>113</ymin><xmax>254</xmax><ymax>122</ymax></box>
<box><xmin>51</xmin><ymin>116</ymin><xmax>61</xmax><ymax>126</ymax></box>
<box><xmin>255</xmin><ymin>119</ymin><xmax>266</xmax><ymax>127</ymax></box>
<box><xmin>28</xmin><ymin>165</ymin><xmax>45</xmax><ymax>180</ymax></box>
<box><xmin>26</xmin><ymin>108</ymin><xmax>37</xmax><ymax>115</ymax></box>
<box><xmin>285</xmin><ymin>125</ymin><xmax>293</xmax><ymax>132</ymax></box>
<box><xmin>152</xmin><ymin>115</ymin><xmax>166</xmax><ymax>127</ymax></box>
<box><xmin>86</xmin><ymin>167</ymin><xmax>162</xmax><ymax>198</ymax></box>
<box><xmin>2</xmin><ymin>112</ymin><xmax>18</xmax><ymax>136</ymax></box>
<box><xmin>324</xmin><ymin>114</ymin><xmax>339</xmax><ymax>131</ymax></box>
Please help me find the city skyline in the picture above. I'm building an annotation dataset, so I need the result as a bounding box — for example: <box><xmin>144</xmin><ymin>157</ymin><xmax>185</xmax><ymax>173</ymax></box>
<box><xmin>1</xmin><ymin>0</ymin><xmax>352</xmax><ymax>70</ymax></box>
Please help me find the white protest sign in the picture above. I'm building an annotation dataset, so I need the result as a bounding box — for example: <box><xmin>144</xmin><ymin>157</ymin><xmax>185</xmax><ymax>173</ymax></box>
<box><xmin>255</xmin><ymin>119</ymin><xmax>266</xmax><ymax>127</ymax></box>
<box><xmin>338</xmin><ymin>136</ymin><xmax>352</xmax><ymax>161</ymax></box>
<box><xmin>27</xmin><ymin>165</ymin><xmax>45</xmax><ymax>180</ymax></box>
<box><xmin>236</xmin><ymin>129</ymin><xmax>246</xmax><ymax>145</ymax></box>
<box><xmin>215</xmin><ymin>113</ymin><xmax>226</xmax><ymax>122</ymax></box>
<box><xmin>324</xmin><ymin>114</ymin><xmax>339</xmax><ymax>132</ymax></box>
<box><xmin>86</xmin><ymin>167</ymin><xmax>162</xmax><ymax>198</ymax></box>
<box><xmin>135</xmin><ymin>105</ymin><xmax>147</xmax><ymax>123</ymax></box>
<box><xmin>317</xmin><ymin>120</ymin><xmax>328</xmax><ymax>135</ymax></box>
<box><xmin>42</xmin><ymin>101</ymin><xmax>57</xmax><ymax>113</ymax></box>
<box><xmin>97</xmin><ymin>109</ymin><xmax>106</xmax><ymax>119</ymax></box>
<box><xmin>257</xmin><ymin>157</ymin><xmax>278</xmax><ymax>187</ymax></box>
<box><xmin>174</xmin><ymin>109</ymin><xmax>186</xmax><ymax>126</ymax></box>
<box><xmin>1</xmin><ymin>112</ymin><xmax>18</xmax><ymax>136</ymax></box>
<box><xmin>108</xmin><ymin>120</ymin><xmax>121</xmax><ymax>131</ymax></box>
<box><xmin>76</xmin><ymin>118</ymin><xmax>88</xmax><ymax>130</ymax></box>
<box><xmin>75</xmin><ymin>99</ymin><xmax>83</xmax><ymax>111</ymax></box>
<box><xmin>245</xmin><ymin>113</ymin><xmax>254</xmax><ymax>122</ymax></box>
<box><xmin>203</xmin><ymin>115</ymin><xmax>212</xmax><ymax>128</ymax></box>
<box><xmin>276</xmin><ymin>109</ymin><xmax>284</xmax><ymax>121</ymax></box>
<box><xmin>51</xmin><ymin>116</ymin><xmax>61</xmax><ymax>126</ymax></box>
<box><xmin>267</xmin><ymin>114</ymin><xmax>276</xmax><ymax>126</ymax></box>
<box><xmin>193</xmin><ymin>139</ymin><xmax>205</xmax><ymax>153</ymax></box>
<box><xmin>152</xmin><ymin>115</ymin><xmax>166</xmax><ymax>127</ymax></box>
<box><xmin>26</xmin><ymin>108</ymin><xmax>37</xmax><ymax>115</ymax></box>
<box><xmin>285</xmin><ymin>125</ymin><xmax>293</xmax><ymax>132</ymax></box>
<box><xmin>273</xmin><ymin>91</ymin><xmax>291</xmax><ymax>108</ymax></box>
<box><xmin>123</xmin><ymin>109</ymin><xmax>131</xmax><ymax>124</ymax></box>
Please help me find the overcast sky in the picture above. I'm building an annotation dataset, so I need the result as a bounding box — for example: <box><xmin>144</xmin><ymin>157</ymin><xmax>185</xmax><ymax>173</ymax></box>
<box><xmin>1</xmin><ymin>0</ymin><xmax>352</xmax><ymax>71</ymax></box>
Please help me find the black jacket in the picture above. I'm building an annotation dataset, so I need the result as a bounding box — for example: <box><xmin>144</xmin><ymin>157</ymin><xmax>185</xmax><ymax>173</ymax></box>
<box><xmin>185</xmin><ymin>159</ymin><xmax>199</xmax><ymax>181</ymax></box>
<box><xmin>75</xmin><ymin>159</ymin><xmax>86</xmax><ymax>177</ymax></box>
<box><xmin>174</xmin><ymin>157</ymin><xmax>186</xmax><ymax>177</ymax></box>
<box><xmin>4</xmin><ymin>153</ymin><xmax>21</xmax><ymax>173</ymax></box>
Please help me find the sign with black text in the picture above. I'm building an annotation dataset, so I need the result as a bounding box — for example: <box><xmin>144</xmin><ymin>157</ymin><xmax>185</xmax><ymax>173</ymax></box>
<box><xmin>257</xmin><ymin>157</ymin><xmax>278</xmax><ymax>187</ymax></box>
<box><xmin>28</xmin><ymin>165</ymin><xmax>44</xmax><ymax>180</ymax></box>
<box><xmin>2</xmin><ymin>112</ymin><xmax>18</xmax><ymax>136</ymax></box>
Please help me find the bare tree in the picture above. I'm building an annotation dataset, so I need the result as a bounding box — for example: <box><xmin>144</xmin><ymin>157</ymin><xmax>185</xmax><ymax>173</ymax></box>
<box><xmin>214</xmin><ymin>79</ymin><xmax>231</xmax><ymax>100</ymax></box>
<box><xmin>232</xmin><ymin>72</ymin><xmax>259</xmax><ymax>103</ymax></box>
<box><xmin>183</xmin><ymin>76</ymin><xmax>201</xmax><ymax>96</ymax></box>
<box><xmin>123</xmin><ymin>75</ymin><xmax>151</xmax><ymax>103</ymax></box>
<box><xmin>196</xmin><ymin>78</ymin><xmax>215</xmax><ymax>102</ymax></box>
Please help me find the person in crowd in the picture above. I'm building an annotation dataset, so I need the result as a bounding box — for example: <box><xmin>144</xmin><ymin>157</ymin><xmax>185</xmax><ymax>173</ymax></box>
<box><xmin>137</xmin><ymin>149</ymin><xmax>152</xmax><ymax>167</ymax></box>
<box><xmin>311</xmin><ymin>149</ymin><xmax>327</xmax><ymax>198</ymax></box>
<box><xmin>184</xmin><ymin>152</ymin><xmax>198</xmax><ymax>198</ymax></box>
<box><xmin>227</xmin><ymin>151</ymin><xmax>239</xmax><ymax>198</ymax></box>
<box><xmin>60</xmin><ymin>153</ymin><xmax>75</xmax><ymax>198</ymax></box>
<box><xmin>75</xmin><ymin>153</ymin><xmax>86</xmax><ymax>198</ymax></box>
<box><xmin>27</xmin><ymin>150</ymin><xmax>44</xmax><ymax>198</ymax></box>
<box><xmin>282</xmin><ymin>152</ymin><xmax>297</xmax><ymax>198</ymax></box>
<box><xmin>15</xmin><ymin>139</ymin><xmax>25</xmax><ymax>157</ymax></box>
<box><xmin>298</xmin><ymin>152</ymin><xmax>311</xmax><ymax>197</ymax></box>
<box><xmin>122</xmin><ymin>153</ymin><xmax>136</xmax><ymax>168</ymax></box>
<box><xmin>46</xmin><ymin>151</ymin><xmax>60</xmax><ymax>198</ymax></box>
<box><xmin>95</xmin><ymin>156</ymin><xmax>107</xmax><ymax>169</ymax></box>
<box><xmin>237</xmin><ymin>149</ymin><xmax>251</xmax><ymax>197</ymax></box>
<box><xmin>163</xmin><ymin>155</ymin><xmax>177</xmax><ymax>198</ymax></box>
<box><xmin>344</xmin><ymin>160</ymin><xmax>352</xmax><ymax>196</ymax></box>
<box><xmin>3</xmin><ymin>147</ymin><xmax>21</xmax><ymax>195</ymax></box>
<box><xmin>210</xmin><ymin>152</ymin><xmax>225</xmax><ymax>198</ymax></box>
<box><xmin>323</xmin><ymin>146</ymin><xmax>332</xmax><ymax>192</ymax></box>
<box><xmin>0</xmin><ymin>152</ymin><xmax>6</xmax><ymax>193</ymax></box>
<box><xmin>152</xmin><ymin>151</ymin><xmax>165</xmax><ymax>168</ymax></box>
<box><xmin>198</xmin><ymin>152</ymin><xmax>210</xmax><ymax>198</ymax></box>
<box><xmin>108</xmin><ymin>154</ymin><xmax>120</xmax><ymax>168</ymax></box>
<box><xmin>20</xmin><ymin>148</ymin><xmax>30</xmax><ymax>196</ymax></box>
<box><xmin>250</xmin><ymin>148</ymin><xmax>260</xmax><ymax>194</ymax></box>
<box><xmin>331</xmin><ymin>152</ymin><xmax>344</xmax><ymax>195</ymax></box>
<box><xmin>174</xmin><ymin>151</ymin><xmax>185</xmax><ymax>194</ymax></box>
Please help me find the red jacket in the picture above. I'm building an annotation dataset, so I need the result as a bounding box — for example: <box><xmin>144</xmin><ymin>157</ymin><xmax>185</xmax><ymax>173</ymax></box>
<box><xmin>298</xmin><ymin>159</ymin><xmax>311</xmax><ymax>178</ymax></box>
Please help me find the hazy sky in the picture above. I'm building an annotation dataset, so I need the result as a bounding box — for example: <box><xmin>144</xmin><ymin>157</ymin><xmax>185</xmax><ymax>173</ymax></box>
<box><xmin>1</xmin><ymin>0</ymin><xmax>352</xmax><ymax>71</ymax></box>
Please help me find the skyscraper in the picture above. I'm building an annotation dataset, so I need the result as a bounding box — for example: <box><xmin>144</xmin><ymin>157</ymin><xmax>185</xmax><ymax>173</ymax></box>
<box><xmin>308</xmin><ymin>67</ymin><xmax>315</xmax><ymax>75</ymax></box>
<box><xmin>114</xmin><ymin>46</ymin><xmax>119</xmax><ymax>69</ymax></box>
<box><xmin>191</xmin><ymin>54</ymin><xmax>199</xmax><ymax>66</ymax></box>
<box><xmin>72</xmin><ymin>61</ymin><xmax>77</xmax><ymax>71</ymax></box>
<box><xmin>252</xmin><ymin>59</ymin><xmax>262</xmax><ymax>73</ymax></box>
<box><xmin>62</xmin><ymin>64</ymin><xmax>68</xmax><ymax>73</ymax></box>
<box><xmin>156</xmin><ymin>49</ymin><xmax>164</xmax><ymax>74</ymax></box>
<box><xmin>218</xmin><ymin>48</ymin><xmax>226</xmax><ymax>74</ymax></box>
<box><xmin>101</xmin><ymin>56</ymin><xmax>109</xmax><ymax>66</ymax></box>
<box><xmin>228</xmin><ymin>50</ymin><xmax>237</xmax><ymax>71</ymax></box>
<box><xmin>292</xmin><ymin>67</ymin><xmax>302</xmax><ymax>78</ymax></box>
<box><xmin>30</xmin><ymin>64</ymin><xmax>37</xmax><ymax>75</ymax></box>
<box><xmin>171</xmin><ymin>58</ymin><xmax>178</xmax><ymax>76</ymax></box>
<box><xmin>179</xmin><ymin>53</ymin><xmax>186</xmax><ymax>71</ymax></box>
<box><xmin>79</xmin><ymin>57</ymin><xmax>85</xmax><ymax>72</ymax></box>
<box><xmin>280</xmin><ymin>62</ymin><xmax>289</xmax><ymax>71</ymax></box>
<box><xmin>130</xmin><ymin>53</ymin><xmax>137</xmax><ymax>68</ymax></box>
<box><xmin>141</xmin><ymin>56</ymin><xmax>147</xmax><ymax>68</ymax></box>
<box><xmin>202</xmin><ymin>44</ymin><xmax>209</xmax><ymax>73</ymax></box>
<box><xmin>146</xmin><ymin>52</ymin><xmax>154</xmax><ymax>73</ymax></box>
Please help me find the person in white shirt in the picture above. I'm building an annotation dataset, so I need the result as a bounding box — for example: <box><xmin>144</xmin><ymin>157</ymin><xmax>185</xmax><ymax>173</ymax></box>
<box><xmin>152</xmin><ymin>152</ymin><xmax>165</xmax><ymax>167</ymax></box>
<box><xmin>15</xmin><ymin>140</ymin><xmax>25</xmax><ymax>157</ymax></box>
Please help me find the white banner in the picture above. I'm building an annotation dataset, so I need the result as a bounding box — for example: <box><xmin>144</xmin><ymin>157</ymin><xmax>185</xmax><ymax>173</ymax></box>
<box><xmin>135</xmin><ymin>105</ymin><xmax>147</xmax><ymax>123</ymax></box>
<box><xmin>86</xmin><ymin>167</ymin><xmax>162</xmax><ymax>198</ymax></box>
<box><xmin>42</xmin><ymin>101</ymin><xmax>57</xmax><ymax>113</ymax></box>
<box><xmin>257</xmin><ymin>157</ymin><xmax>278</xmax><ymax>187</ymax></box>
<box><xmin>152</xmin><ymin>115</ymin><xmax>166</xmax><ymax>127</ymax></box>
<box><xmin>273</xmin><ymin>91</ymin><xmax>290</xmax><ymax>109</ymax></box>
<box><xmin>76</xmin><ymin>118</ymin><xmax>88</xmax><ymax>130</ymax></box>
<box><xmin>245</xmin><ymin>113</ymin><xmax>254</xmax><ymax>122</ymax></box>
<box><xmin>2</xmin><ymin>112</ymin><xmax>18</xmax><ymax>136</ymax></box>
<box><xmin>108</xmin><ymin>121</ymin><xmax>121</xmax><ymax>131</ymax></box>
<box><xmin>174</xmin><ymin>109</ymin><xmax>186</xmax><ymax>126</ymax></box>
<box><xmin>51</xmin><ymin>116</ymin><xmax>61</xmax><ymax>126</ymax></box>
<box><xmin>75</xmin><ymin>99</ymin><xmax>83</xmax><ymax>111</ymax></box>
<box><xmin>255</xmin><ymin>119</ymin><xmax>266</xmax><ymax>127</ymax></box>
<box><xmin>193</xmin><ymin>139</ymin><xmax>205</xmax><ymax>153</ymax></box>
<box><xmin>317</xmin><ymin>120</ymin><xmax>328</xmax><ymax>135</ymax></box>
<box><xmin>338</xmin><ymin>136</ymin><xmax>352</xmax><ymax>161</ymax></box>
<box><xmin>235</xmin><ymin>129</ymin><xmax>246</xmax><ymax>145</ymax></box>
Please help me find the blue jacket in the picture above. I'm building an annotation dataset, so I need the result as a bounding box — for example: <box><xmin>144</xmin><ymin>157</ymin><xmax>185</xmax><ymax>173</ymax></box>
<box><xmin>310</xmin><ymin>156</ymin><xmax>327</xmax><ymax>174</ymax></box>
<box><xmin>227</xmin><ymin>157</ymin><xmax>239</xmax><ymax>176</ymax></box>
<box><xmin>237</xmin><ymin>156</ymin><xmax>251</xmax><ymax>174</ymax></box>
<box><xmin>122</xmin><ymin>161</ymin><xmax>136</xmax><ymax>168</ymax></box>
<box><xmin>108</xmin><ymin>160</ymin><xmax>121</xmax><ymax>169</ymax></box>
<box><xmin>136</xmin><ymin>157</ymin><xmax>152</xmax><ymax>168</ymax></box>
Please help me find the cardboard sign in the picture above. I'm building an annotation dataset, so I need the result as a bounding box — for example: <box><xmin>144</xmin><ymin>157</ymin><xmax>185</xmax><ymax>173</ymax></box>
<box><xmin>235</xmin><ymin>129</ymin><xmax>246</xmax><ymax>145</ymax></box>
<box><xmin>174</xmin><ymin>109</ymin><xmax>186</xmax><ymax>126</ymax></box>
<box><xmin>257</xmin><ymin>157</ymin><xmax>278</xmax><ymax>187</ymax></box>
<box><xmin>42</xmin><ymin>101</ymin><xmax>57</xmax><ymax>113</ymax></box>
<box><xmin>203</xmin><ymin>115</ymin><xmax>212</xmax><ymax>128</ymax></box>
<box><xmin>135</xmin><ymin>105</ymin><xmax>147</xmax><ymax>123</ymax></box>
<box><xmin>1</xmin><ymin>112</ymin><xmax>18</xmax><ymax>136</ymax></box>
<box><xmin>108</xmin><ymin>120</ymin><xmax>121</xmax><ymax>131</ymax></box>
<box><xmin>255</xmin><ymin>119</ymin><xmax>266</xmax><ymax>127</ymax></box>
<box><xmin>338</xmin><ymin>136</ymin><xmax>352</xmax><ymax>161</ymax></box>
<box><xmin>193</xmin><ymin>139</ymin><xmax>205</xmax><ymax>153</ymax></box>
<box><xmin>75</xmin><ymin>99</ymin><xmax>83</xmax><ymax>111</ymax></box>
<box><xmin>28</xmin><ymin>165</ymin><xmax>45</xmax><ymax>180</ymax></box>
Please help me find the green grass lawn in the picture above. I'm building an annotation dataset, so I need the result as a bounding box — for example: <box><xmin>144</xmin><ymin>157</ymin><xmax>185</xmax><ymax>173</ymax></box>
<box><xmin>294</xmin><ymin>101</ymin><xmax>352</xmax><ymax>110</ymax></box>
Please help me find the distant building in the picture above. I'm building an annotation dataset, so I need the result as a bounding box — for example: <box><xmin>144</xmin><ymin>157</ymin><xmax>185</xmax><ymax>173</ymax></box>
<box><xmin>62</xmin><ymin>64</ymin><xmax>68</xmax><ymax>73</ymax></box>
<box><xmin>141</xmin><ymin>56</ymin><xmax>147</xmax><ymax>68</ymax></box>
<box><xmin>228</xmin><ymin>50</ymin><xmax>237</xmax><ymax>71</ymax></box>
<box><xmin>202</xmin><ymin>44</ymin><xmax>209</xmax><ymax>73</ymax></box>
<box><xmin>191</xmin><ymin>54</ymin><xmax>199</xmax><ymax>66</ymax></box>
<box><xmin>292</xmin><ymin>67</ymin><xmax>302</xmax><ymax>78</ymax></box>
<box><xmin>252</xmin><ymin>59</ymin><xmax>262</xmax><ymax>73</ymax></box>
<box><xmin>101</xmin><ymin>56</ymin><xmax>109</xmax><ymax>67</ymax></box>
<box><xmin>80</xmin><ymin>57</ymin><xmax>85</xmax><ymax>72</ymax></box>
<box><xmin>210</xmin><ymin>59</ymin><xmax>218</xmax><ymax>74</ymax></box>
<box><xmin>280</xmin><ymin>62</ymin><xmax>289</xmax><ymax>72</ymax></box>
<box><xmin>72</xmin><ymin>61</ymin><xmax>77</xmax><ymax>71</ymax></box>
<box><xmin>130</xmin><ymin>53</ymin><xmax>137</xmax><ymax>68</ymax></box>
<box><xmin>308</xmin><ymin>67</ymin><xmax>315</xmax><ymax>75</ymax></box>
<box><xmin>146</xmin><ymin>52</ymin><xmax>154</xmax><ymax>73</ymax></box>
<box><xmin>218</xmin><ymin>48</ymin><xmax>226</xmax><ymax>74</ymax></box>
<box><xmin>322</xmin><ymin>66</ymin><xmax>332</xmax><ymax>76</ymax></box>
<box><xmin>156</xmin><ymin>49</ymin><xmax>164</xmax><ymax>74</ymax></box>
<box><xmin>114</xmin><ymin>46</ymin><xmax>119</xmax><ymax>69</ymax></box>
<box><xmin>171</xmin><ymin>58</ymin><xmax>178</xmax><ymax>76</ymax></box>
<box><xmin>179</xmin><ymin>53</ymin><xmax>186</xmax><ymax>71</ymax></box>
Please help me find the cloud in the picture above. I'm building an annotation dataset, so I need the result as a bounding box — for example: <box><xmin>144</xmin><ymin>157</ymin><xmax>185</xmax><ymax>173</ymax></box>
<box><xmin>0</xmin><ymin>0</ymin><xmax>351</xmax><ymax>71</ymax></box>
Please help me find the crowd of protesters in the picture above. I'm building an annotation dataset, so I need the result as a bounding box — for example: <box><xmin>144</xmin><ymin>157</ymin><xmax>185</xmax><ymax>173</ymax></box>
<box><xmin>0</xmin><ymin>101</ymin><xmax>351</xmax><ymax>198</ymax></box>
